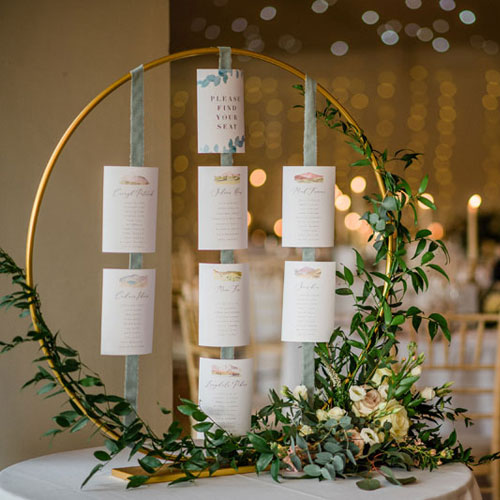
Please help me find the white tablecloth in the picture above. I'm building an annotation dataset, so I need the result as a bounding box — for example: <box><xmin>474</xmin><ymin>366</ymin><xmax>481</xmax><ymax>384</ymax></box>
<box><xmin>0</xmin><ymin>448</ymin><xmax>481</xmax><ymax>499</ymax></box>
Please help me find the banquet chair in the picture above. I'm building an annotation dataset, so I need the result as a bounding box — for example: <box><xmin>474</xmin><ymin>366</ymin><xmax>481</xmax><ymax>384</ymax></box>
<box><xmin>407</xmin><ymin>313</ymin><xmax>500</xmax><ymax>499</ymax></box>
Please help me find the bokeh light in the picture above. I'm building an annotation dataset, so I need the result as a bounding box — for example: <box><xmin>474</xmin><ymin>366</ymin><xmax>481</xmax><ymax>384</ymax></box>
<box><xmin>344</xmin><ymin>212</ymin><xmax>361</xmax><ymax>230</ymax></box>
<box><xmin>350</xmin><ymin>176</ymin><xmax>367</xmax><ymax>193</ymax></box>
<box><xmin>247</xmin><ymin>211</ymin><xmax>252</xmax><ymax>227</ymax></box>
<box><xmin>362</xmin><ymin>10</ymin><xmax>379</xmax><ymax>25</ymax></box>
<box><xmin>273</xmin><ymin>218</ymin><xmax>283</xmax><ymax>237</ymax></box>
<box><xmin>335</xmin><ymin>194</ymin><xmax>351</xmax><ymax>211</ymax></box>
<box><xmin>468</xmin><ymin>194</ymin><xmax>482</xmax><ymax>209</ymax></box>
<box><xmin>330</xmin><ymin>41</ymin><xmax>349</xmax><ymax>56</ymax></box>
<box><xmin>249</xmin><ymin>169</ymin><xmax>267</xmax><ymax>187</ymax></box>
<box><xmin>428</xmin><ymin>222</ymin><xmax>445</xmax><ymax>240</ymax></box>
<box><xmin>459</xmin><ymin>10</ymin><xmax>476</xmax><ymax>25</ymax></box>
<box><xmin>260</xmin><ymin>6</ymin><xmax>277</xmax><ymax>20</ymax></box>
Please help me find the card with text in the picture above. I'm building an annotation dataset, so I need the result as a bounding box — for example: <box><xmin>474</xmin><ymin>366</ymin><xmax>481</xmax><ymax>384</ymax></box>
<box><xmin>199</xmin><ymin>263</ymin><xmax>250</xmax><ymax>347</ymax></box>
<box><xmin>102</xmin><ymin>166</ymin><xmax>158</xmax><ymax>253</ymax></box>
<box><xmin>198</xmin><ymin>166</ymin><xmax>248</xmax><ymax>250</ymax></box>
<box><xmin>282</xmin><ymin>166</ymin><xmax>335</xmax><ymax>248</ymax></box>
<box><xmin>101</xmin><ymin>269</ymin><xmax>156</xmax><ymax>355</ymax></box>
<box><xmin>198</xmin><ymin>357</ymin><xmax>253</xmax><ymax>436</ymax></box>
<box><xmin>281</xmin><ymin>261</ymin><xmax>336</xmax><ymax>342</ymax></box>
<box><xmin>197</xmin><ymin>69</ymin><xmax>245</xmax><ymax>153</ymax></box>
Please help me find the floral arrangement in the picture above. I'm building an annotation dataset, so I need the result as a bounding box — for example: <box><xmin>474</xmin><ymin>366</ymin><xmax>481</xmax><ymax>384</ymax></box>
<box><xmin>0</xmin><ymin>89</ymin><xmax>498</xmax><ymax>491</ymax></box>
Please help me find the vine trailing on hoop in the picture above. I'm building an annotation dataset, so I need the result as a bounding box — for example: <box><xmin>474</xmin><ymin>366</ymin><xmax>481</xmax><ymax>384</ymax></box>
<box><xmin>1</xmin><ymin>87</ymin><xmax>498</xmax><ymax>491</ymax></box>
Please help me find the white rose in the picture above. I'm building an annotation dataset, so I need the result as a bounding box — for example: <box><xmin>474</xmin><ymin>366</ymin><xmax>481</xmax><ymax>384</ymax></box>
<box><xmin>292</xmin><ymin>385</ymin><xmax>308</xmax><ymax>400</ymax></box>
<box><xmin>316</xmin><ymin>409</ymin><xmax>328</xmax><ymax>422</ymax></box>
<box><xmin>371</xmin><ymin>367</ymin><xmax>392</xmax><ymax>386</ymax></box>
<box><xmin>379</xmin><ymin>383</ymin><xmax>389</xmax><ymax>400</ymax></box>
<box><xmin>300</xmin><ymin>424</ymin><xmax>313</xmax><ymax>436</ymax></box>
<box><xmin>420</xmin><ymin>387</ymin><xmax>436</xmax><ymax>400</ymax></box>
<box><xmin>360</xmin><ymin>428</ymin><xmax>380</xmax><ymax>446</ymax></box>
<box><xmin>349</xmin><ymin>385</ymin><xmax>366</xmax><ymax>402</ymax></box>
<box><xmin>328</xmin><ymin>407</ymin><xmax>346</xmax><ymax>420</ymax></box>
<box><xmin>411</xmin><ymin>366</ymin><xmax>422</xmax><ymax>377</ymax></box>
<box><xmin>377</xmin><ymin>399</ymin><xmax>410</xmax><ymax>442</ymax></box>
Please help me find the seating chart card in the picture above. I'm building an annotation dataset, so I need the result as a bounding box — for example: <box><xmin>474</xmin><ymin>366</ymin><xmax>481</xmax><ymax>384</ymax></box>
<box><xmin>282</xmin><ymin>166</ymin><xmax>335</xmax><ymax>248</ymax></box>
<box><xmin>100</xmin><ymin>269</ymin><xmax>156</xmax><ymax>355</ymax></box>
<box><xmin>198</xmin><ymin>357</ymin><xmax>253</xmax><ymax>436</ymax></box>
<box><xmin>197</xmin><ymin>69</ymin><xmax>245</xmax><ymax>154</ymax></box>
<box><xmin>281</xmin><ymin>261</ymin><xmax>336</xmax><ymax>342</ymax></box>
<box><xmin>199</xmin><ymin>263</ymin><xmax>250</xmax><ymax>347</ymax></box>
<box><xmin>102</xmin><ymin>166</ymin><xmax>158</xmax><ymax>253</ymax></box>
<box><xmin>198</xmin><ymin>166</ymin><xmax>248</xmax><ymax>250</ymax></box>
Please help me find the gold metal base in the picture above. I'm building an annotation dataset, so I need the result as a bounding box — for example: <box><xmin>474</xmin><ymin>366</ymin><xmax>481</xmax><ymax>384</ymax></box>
<box><xmin>112</xmin><ymin>464</ymin><xmax>257</xmax><ymax>484</ymax></box>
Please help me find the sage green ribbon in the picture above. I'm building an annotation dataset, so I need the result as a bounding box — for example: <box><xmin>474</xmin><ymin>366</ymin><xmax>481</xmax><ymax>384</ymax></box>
<box><xmin>302</xmin><ymin>75</ymin><xmax>317</xmax><ymax>400</ymax></box>
<box><xmin>124</xmin><ymin>64</ymin><xmax>144</xmax><ymax>424</ymax></box>
<box><xmin>218</xmin><ymin>47</ymin><xmax>235</xmax><ymax>361</ymax></box>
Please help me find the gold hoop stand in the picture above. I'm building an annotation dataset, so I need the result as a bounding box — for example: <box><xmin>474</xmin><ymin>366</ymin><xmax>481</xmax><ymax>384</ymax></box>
<box><xmin>25</xmin><ymin>47</ymin><xmax>391</xmax><ymax>483</ymax></box>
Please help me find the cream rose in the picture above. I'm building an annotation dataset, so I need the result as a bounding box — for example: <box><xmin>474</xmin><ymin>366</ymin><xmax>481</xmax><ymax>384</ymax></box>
<box><xmin>292</xmin><ymin>385</ymin><xmax>308</xmax><ymax>400</ymax></box>
<box><xmin>420</xmin><ymin>387</ymin><xmax>436</xmax><ymax>400</ymax></box>
<box><xmin>379</xmin><ymin>383</ymin><xmax>389</xmax><ymax>400</ymax></box>
<box><xmin>378</xmin><ymin>399</ymin><xmax>410</xmax><ymax>441</ymax></box>
<box><xmin>300</xmin><ymin>424</ymin><xmax>313</xmax><ymax>436</ymax></box>
<box><xmin>411</xmin><ymin>366</ymin><xmax>422</xmax><ymax>377</ymax></box>
<box><xmin>360</xmin><ymin>428</ymin><xmax>380</xmax><ymax>446</ymax></box>
<box><xmin>349</xmin><ymin>385</ymin><xmax>366</xmax><ymax>402</ymax></box>
<box><xmin>328</xmin><ymin>407</ymin><xmax>346</xmax><ymax>420</ymax></box>
<box><xmin>371</xmin><ymin>367</ymin><xmax>392</xmax><ymax>386</ymax></box>
<box><xmin>353</xmin><ymin>389</ymin><xmax>382</xmax><ymax>417</ymax></box>
<box><xmin>347</xmin><ymin>429</ymin><xmax>365</xmax><ymax>457</ymax></box>
<box><xmin>316</xmin><ymin>409</ymin><xmax>328</xmax><ymax>422</ymax></box>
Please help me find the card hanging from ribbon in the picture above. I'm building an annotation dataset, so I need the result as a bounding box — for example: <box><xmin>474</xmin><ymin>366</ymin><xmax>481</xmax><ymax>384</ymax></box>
<box><xmin>124</xmin><ymin>64</ymin><xmax>144</xmax><ymax>425</ymax></box>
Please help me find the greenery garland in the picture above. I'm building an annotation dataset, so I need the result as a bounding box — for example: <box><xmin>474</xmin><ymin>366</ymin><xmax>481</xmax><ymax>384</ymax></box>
<box><xmin>1</xmin><ymin>88</ymin><xmax>498</xmax><ymax>491</ymax></box>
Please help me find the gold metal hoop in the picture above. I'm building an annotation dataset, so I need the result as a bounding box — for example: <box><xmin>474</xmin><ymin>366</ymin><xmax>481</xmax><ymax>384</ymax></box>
<box><xmin>25</xmin><ymin>47</ymin><xmax>391</xmax><ymax>443</ymax></box>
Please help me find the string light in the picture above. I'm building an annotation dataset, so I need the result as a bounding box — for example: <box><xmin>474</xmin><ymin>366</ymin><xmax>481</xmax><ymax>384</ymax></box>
<box><xmin>249</xmin><ymin>169</ymin><xmax>267</xmax><ymax>187</ymax></box>
<box><xmin>273</xmin><ymin>218</ymin><xmax>283</xmax><ymax>237</ymax></box>
<box><xmin>335</xmin><ymin>194</ymin><xmax>351</xmax><ymax>211</ymax></box>
<box><xmin>344</xmin><ymin>212</ymin><xmax>361</xmax><ymax>230</ymax></box>
<box><xmin>350</xmin><ymin>176</ymin><xmax>367</xmax><ymax>193</ymax></box>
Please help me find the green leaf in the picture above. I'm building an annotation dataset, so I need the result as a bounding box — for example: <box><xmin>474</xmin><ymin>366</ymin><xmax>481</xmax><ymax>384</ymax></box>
<box><xmin>126</xmin><ymin>475</ymin><xmax>149</xmax><ymax>489</ymax></box>
<box><xmin>344</xmin><ymin>267</ymin><xmax>354</xmax><ymax>286</ymax></box>
<box><xmin>391</xmin><ymin>315</ymin><xmax>405</xmax><ymax>326</ymax></box>
<box><xmin>351</xmin><ymin>159</ymin><xmax>372</xmax><ymax>167</ymax></box>
<box><xmin>416</xmin><ymin>229</ymin><xmax>432</xmax><ymax>239</ymax></box>
<box><xmin>256</xmin><ymin>452</ymin><xmax>274</xmax><ymax>472</ymax></box>
<box><xmin>304</xmin><ymin>464</ymin><xmax>322</xmax><ymax>477</ymax></box>
<box><xmin>80</xmin><ymin>376</ymin><xmax>102</xmax><ymax>387</ymax></box>
<box><xmin>356</xmin><ymin>478</ymin><xmax>381</xmax><ymax>490</ymax></box>
<box><xmin>94</xmin><ymin>450</ymin><xmax>111</xmax><ymax>461</ymax></box>
<box><xmin>382</xmin><ymin>196</ymin><xmax>398</xmax><ymax>212</ymax></box>
<box><xmin>380</xmin><ymin>466</ymin><xmax>400</xmax><ymax>485</ymax></box>
<box><xmin>177</xmin><ymin>404</ymin><xmax>195</xmax><ymax>416</ymax></box>
<box><xmin>428</xmin><ymin>263</ymin><xmax>449</xmax><ymax>281</ymax></box>
<box><xmin>383</xmin><ymin>302</ymin><xmax>392</xmax><ymax>325</ymax></box>
<box><xmin>81</xmin><ymin>463</ymin><xmax>104</xmax><ymax>489</ymax></box>
<box><xmin>412</xmin><ymin>238</ymin><xmax>427</xmax><ymax>259</ymax></box>
<box><xmin>70</xmin><ymin>417</ymin><xmax>89</xmax><ymax>433</ymax></box>
<box><xmin>37</xmin><ymin>382</ymin><xmax>56</xmax><ymax>395</ymax></box>
<box><xmin>247</xmin><ymin>433</ymin><xmax>271</xmax><ymax>453</ymax></box>
<box><xmin>418</xmin><ymin>175</ymin><xmax>428</xmax><ymax>194</ymax></box>
<box><xmin>105</xmin><ymin>439</ymin><xmax>121</xmax><ymax>455</ymax></box>
<box><xmin>417</xmin><ymin>195</ymin><xmax>436</xmax><ymax>210</ymax></box>
<box><xmin>140</xmin><ymin>455</ymin><xmax>162</xmax><ymax>471</ymax></box>
<box><xmin>270</xmin><ymin>458</ymin><xmax>280</xmax><ymax>482</ymax></box>
<box><xmin>421</xmin><ymin>251</ymin><xmax>435</xmax><ymax>265</ymax></box>
<box><xmin>336</xmin><ymin>288</ymin><xmax>353</xmax><ymax>295</ymax></box>
<box><xmin>193</xmin><ymin>421</ymin><xmax>213</xmax><ymax>433</ymax></box>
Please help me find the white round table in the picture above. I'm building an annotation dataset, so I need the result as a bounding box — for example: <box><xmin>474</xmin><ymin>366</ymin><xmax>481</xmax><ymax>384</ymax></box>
<box><xmin>0</xmin><ymin>448</ymin><xmax>481</xmax><ymax>499</ymax></box>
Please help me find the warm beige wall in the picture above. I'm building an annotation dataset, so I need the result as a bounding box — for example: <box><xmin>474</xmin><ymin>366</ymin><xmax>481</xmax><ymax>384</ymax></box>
<box><xmin>0</xmin><ymin>0</ymin><xmax>171</xmax><ymax>468</ymax></box>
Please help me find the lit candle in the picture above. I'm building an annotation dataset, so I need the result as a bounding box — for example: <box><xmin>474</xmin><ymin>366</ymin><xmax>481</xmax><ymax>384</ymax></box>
<box><xmin>467</xmin><ymin>194</ymin><xmax>482</xmax><ymax>262</ymax></box>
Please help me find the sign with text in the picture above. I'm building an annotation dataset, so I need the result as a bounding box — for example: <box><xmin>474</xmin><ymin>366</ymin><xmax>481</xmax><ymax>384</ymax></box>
<box><xmin>197</xmin><ymin>69</ymin><xmax>245</xmax><ymax>154</ymax></box>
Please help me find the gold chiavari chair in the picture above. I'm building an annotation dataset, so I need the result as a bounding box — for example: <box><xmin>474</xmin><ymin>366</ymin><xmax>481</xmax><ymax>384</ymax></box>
<box><xmin>407</xmin><ymin>313</ymin><xmax>500</xmax><ymax>499</ymax></box>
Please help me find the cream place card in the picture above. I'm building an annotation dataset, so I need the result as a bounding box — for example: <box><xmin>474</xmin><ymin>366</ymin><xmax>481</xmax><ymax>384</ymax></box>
<box><xmin>198</xmin><ymin>166</ymin><xmax>248</xmax><ymax>250</ymax></box>
<box><xmin>102</xmin><ymin>166</ymin><xmax>158</xmax><ymax>253</ymax></box>
<box><xmin>197</xmin><ymin>69</ymin><xmax>245</xmax><ymax>153</ymax></box>
<box><xmin>282</xmin><ymin>166</ymin><xmax>335</xmax><ymax>248</ymax></box>
<box><xmin>199</xmin><ymin>263</ymin><xmax>250</xmax><ymax>347</ymax></box>
<box><xmin>281</xmin><ymin>261</ymin><xmax>336</xmax><ymax>342</ymax></box>
<box><xmin>198</xmin><ymin>357</ymin><xmax>253</xmax><ymax>436</ymax></box>
<box><xmin>101</xmin><ymin>269</ymin><xmax>156</xmax><ymax>355</ymax></box>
